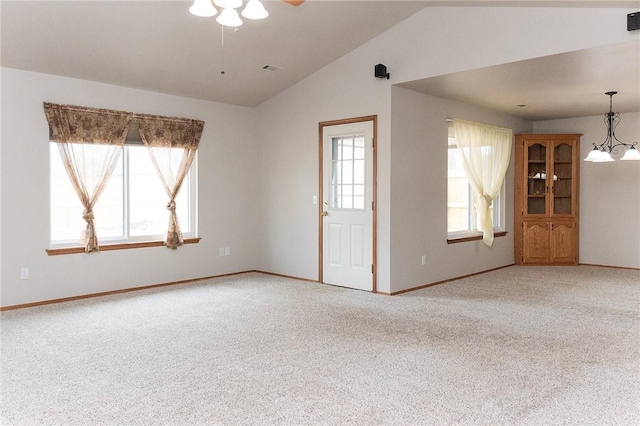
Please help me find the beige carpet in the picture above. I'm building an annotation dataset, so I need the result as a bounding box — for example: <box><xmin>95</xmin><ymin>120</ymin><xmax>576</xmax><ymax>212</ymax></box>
<box><xmin>1</xmin><ymin>265</ymin><xmax>639</xmax><ymax>425</ymax></box>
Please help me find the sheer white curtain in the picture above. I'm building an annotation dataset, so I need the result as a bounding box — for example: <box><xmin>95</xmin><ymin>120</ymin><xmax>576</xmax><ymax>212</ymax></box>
<box><xmin>452</xmin><ymin>119</ymin><xmax>513</xmax><ymax>246</ymax></box>
<box><xmin>44</xmin><ymin>103</ymin><xmax>131</xmax><ymax>252</ymax></box>
<box><xmin>136</xmin><ymin>115</ymin><xmax>203</xmax><ymax>249</ymax></box>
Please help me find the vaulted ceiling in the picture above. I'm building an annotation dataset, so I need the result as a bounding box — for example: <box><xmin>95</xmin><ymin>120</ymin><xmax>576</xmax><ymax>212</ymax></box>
<box><xmin>1</xmin><ymin>1</ymin><xmax>428</xmax><ymax>107</ymax></box>
<box><xmin>2</xmin><ymin>1</ymin><xmax>639</xmax><ymax>120</ymax></box>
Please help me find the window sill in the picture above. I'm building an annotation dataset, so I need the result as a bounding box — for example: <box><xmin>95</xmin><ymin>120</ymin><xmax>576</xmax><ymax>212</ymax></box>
<box><xmin>46</xmin><ymin>237</ymin><xmax>201</xmax><ymax>256</ymax></box>
<box><xmin>447</xmin><ymin>231</ymin><xmax>507</xmax><ymax>244</ymax></box>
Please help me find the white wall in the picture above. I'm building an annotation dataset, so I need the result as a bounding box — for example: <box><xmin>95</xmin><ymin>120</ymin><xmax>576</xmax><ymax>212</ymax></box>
<box><xmin>254</xmin><ymin>42</ymin><xmax>393</xmax><ymax>287</ymax></box>
<box><xmin>390</xmin><ymin>88</ymin><xmax>532</xmax><ymax>293</ymax></box>
<box><xmin>255</xmin><ymin>6</ymin><xmax>638</xmax><ymax>293</ymax></box>
<box><xmin>534</xmin><ymin>112</ymin><xmax>640</xmax><ymax>268</ymax></box>
<box><xmin>0</xmin><ymin>68</ymin><xmax>259</xmax><ymax>307</ymax></box>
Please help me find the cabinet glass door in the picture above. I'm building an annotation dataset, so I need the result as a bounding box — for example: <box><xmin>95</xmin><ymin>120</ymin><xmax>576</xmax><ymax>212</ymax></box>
<box><xmin>553</xmin><ymin>143</ymin><xmax>573</xmax><ymax>215</ymax></box>
<box><xmin>527</xmin><ymin>143</ymin><xmax>547</xmax><ymax>215</ymax></box>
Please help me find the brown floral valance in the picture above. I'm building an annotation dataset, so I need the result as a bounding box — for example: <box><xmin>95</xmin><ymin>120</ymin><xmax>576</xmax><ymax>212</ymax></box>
<box><xmin>136</xmin><ymin>114</ymin><xmax>204</xmax><ymax>149</ymax></box>
<box><xmin>44</xmin><ymin>103</ymin><xmax>204</xmax><ymax>147</ymax></box>
<box><xmin>44</xmin><ymin>103</ymin><xmax>131</xmax><ymax>146</ymax></box>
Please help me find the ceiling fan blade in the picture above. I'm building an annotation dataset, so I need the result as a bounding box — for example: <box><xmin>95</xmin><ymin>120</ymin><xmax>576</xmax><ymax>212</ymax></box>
<box><xmin>283</xmin><ymin>0</ymin><xmax>305</xmax><ymax>6</ymax></box>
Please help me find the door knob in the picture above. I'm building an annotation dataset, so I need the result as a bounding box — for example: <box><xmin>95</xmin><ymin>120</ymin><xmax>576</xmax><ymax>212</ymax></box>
<box><xmin>321</xmin><ymin>211</ymin><xmax>329</xmax><ymax>216</ymax></box>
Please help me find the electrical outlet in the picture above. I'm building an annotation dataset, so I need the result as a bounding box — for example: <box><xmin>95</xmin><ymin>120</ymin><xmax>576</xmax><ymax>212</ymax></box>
<box><xmin>225</xmin><ymin>247</ymin><xmax>231</xmax><ymax>256</ymax></box>
<box><xmin>421</xmin><ymin>255</ymin><xmax>426</xmax><ymax>266</ymax></box>
<box><xmin>20</xmin><ymin>268</ymin><xmax>29</xmax><ymax>280</ymax></box>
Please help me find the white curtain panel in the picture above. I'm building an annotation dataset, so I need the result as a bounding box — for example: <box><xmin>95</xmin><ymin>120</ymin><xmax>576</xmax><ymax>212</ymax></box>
<box><xmin>136</xmin><ymin>116</ymin><xmax>203</xmax><ymax>249</ymax></box>
<box><xmin>452</xmin><ymin>119</ymin><xmax>513</xmax><ymax>247</ymax></box>
<box><xmin>44</xmin><ymin>103</ymin><xmax>130</xmax><ymax>252</ymax></box>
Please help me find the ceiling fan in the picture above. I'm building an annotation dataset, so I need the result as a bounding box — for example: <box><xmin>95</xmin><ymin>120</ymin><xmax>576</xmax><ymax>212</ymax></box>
<box><xmin>190</xmin><ymin>0</ymin><xmax>304</xmax><ymax>26</ymax></box>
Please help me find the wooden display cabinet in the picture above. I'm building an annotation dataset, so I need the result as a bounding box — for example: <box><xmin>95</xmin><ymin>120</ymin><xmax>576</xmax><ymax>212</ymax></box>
<box><xmin>515</xmin><ymin>134</ymin><xmax>580</xmax><ymax>265</ymax></box>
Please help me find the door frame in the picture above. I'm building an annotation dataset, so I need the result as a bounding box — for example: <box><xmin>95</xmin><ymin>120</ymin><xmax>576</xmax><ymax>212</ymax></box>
<box><xmin>318</xmin><ymin>115</ymin><xmax>377</xmax><ymax>292</ymax></box>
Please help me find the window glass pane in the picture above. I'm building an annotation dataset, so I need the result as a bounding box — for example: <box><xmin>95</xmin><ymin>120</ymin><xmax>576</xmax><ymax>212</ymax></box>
<box><xmin>448</xmin><ymin>144</ymin><xmax>471</xmax><ymax>233</ymax></box>
<box><xmin>354</xmin><ymin>137</ymin><xmax>365</xmax><ymax>160</ymax></box>
<box><xmin>129</xmin><ymin>146</ymin><xmax>191</xmax><ymax>237</ymax></box>
<box><xmin>50</xmin><ymin>144</ymin><xmax>124</xmax><ymax>242</ymax></box>
<box><xmin>342</xmin><ymin>195</ymin><xmax>353</xmax><ymax>209</ymax></box>
<box><xmin>329</xmin><ymin>135</ymin><xmax>366</xmax><ymax>211</ymax></box>
<box><xmin>94</xmin><ymin>156</ymin><xmax>124</xmax><ymax>239</ymax></box>
<box><xmin>330</xmin><ymin>160</ymin><xmax>340</xmax><ymax>208</ymax></box>
<box><xmin>353</xmin><ymin>159</ymin><xmax>365</xmax><ymax>185</ymax></box>
<box><xmin>50</xmin><ymin>144</ymin><xmax>85</xmax><ymax>242</ymax></box>
<box><xmin>447</xmin><ymin>135</ymin><xmax>502</xmax><ymax>235</ymax></box>
<box><xmin>129</xmin><ymin>146</ymin><xmax>166</xmax><ymax>237</ymax></box>
<box><xmin>342</xmin><ymin>160</ymin><xmax>353</xmax><ymax>184</ymax></box>
<box><xmin>332</xmin><ymin>138</ymin><xmax>340</xmax><ymax>161</ymax></box>
<box><xmin>345</xmin><ymin>137</ymin><xmax>354</xmax><ymax>160</ymax></box>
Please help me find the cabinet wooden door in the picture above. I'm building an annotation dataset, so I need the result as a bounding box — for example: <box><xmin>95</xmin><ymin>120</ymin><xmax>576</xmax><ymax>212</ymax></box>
<box><xmin>522</xmin><ymin>220</ymin><xmax>577</xmax><ymax>264</ymax></box>
<box><xmin>550</xmin><ymin>221</ymin><xmax>577</xmax><ymax>263</ymax></box>
<box><xmin>523</xmin><ymin>222</ymin><xmax>549</xmax><ymax>264</ymax></box>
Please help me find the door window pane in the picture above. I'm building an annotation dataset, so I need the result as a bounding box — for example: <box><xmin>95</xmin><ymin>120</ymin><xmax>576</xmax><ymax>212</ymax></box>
<box><xmin>330</xmin><ymin>135</ymin><xmax>366</xmax><ymax>211</ymax></box>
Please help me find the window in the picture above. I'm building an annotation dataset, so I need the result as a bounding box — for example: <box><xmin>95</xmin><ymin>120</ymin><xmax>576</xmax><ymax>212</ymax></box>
<box><xmin>50</xmin><ymin>143</ymin><xmax>196</xmax><ymax>247</ymax></box>
<box><xmin>330</xmin><ymin>135</ymin><xmax>366</xmax><ymax>210</ymax></box>
<box><xmin>447</xmin><ymin>129</ymin><xmax>504</xmax><ymax>238</ymax></box>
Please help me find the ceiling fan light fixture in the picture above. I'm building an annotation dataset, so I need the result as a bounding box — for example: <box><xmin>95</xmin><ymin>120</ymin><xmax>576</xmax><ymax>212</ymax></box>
<box><xmin>242</xmin><ymin>0</ymin><xmax>268</xmax><ymax>20</ymax></box>
<box><xmin>217</xmin><ymin>7</ymin><xmax>243</xmax><ymax>27</ymax></box>
<box><xmin>214</xmin><ymin>0</ymin><xmax>243</xmax><ymax>9</ymax></box>
<box><xmin>189</xmin><ymin>0</ymin><xmax>217</xmax><ymax>17</ymax></box>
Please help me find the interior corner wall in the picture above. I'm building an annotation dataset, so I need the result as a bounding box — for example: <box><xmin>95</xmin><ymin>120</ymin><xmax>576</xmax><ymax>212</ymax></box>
<box><xmin>0</xmin><ymin>68</ymin><xmax>259</xmax><ymax>307</ymax></box>
<box><xmin>533</xmin><ymin>112</ymin><xmax>640</xmax><ymax>269</ymax></box>
<box><xmin>389</xmin><ymin>87</ymin><xmax>532</xmax><ymax>293</ymax></box>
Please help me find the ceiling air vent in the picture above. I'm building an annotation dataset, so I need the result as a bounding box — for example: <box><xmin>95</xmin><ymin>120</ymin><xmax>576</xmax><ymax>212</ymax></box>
<box><xmin>262</xmin><ymin>64</ymin><xmax>283</xmax><ymax>72</ymax></box>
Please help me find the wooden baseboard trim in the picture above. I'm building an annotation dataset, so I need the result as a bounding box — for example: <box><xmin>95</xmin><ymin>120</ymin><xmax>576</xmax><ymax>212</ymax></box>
<box><xmin>253</xmin><ymin>270</ymin><xmax>320</xmax><ymax>284</ymax></box>
<box><xmin>9</xmin><ymin>263</ymin><xmax>627</xmax><ymax>311</ymax></box>
<box><xmin>578</xmin><ymin>263</ymin><xmax>640</xmax><ymax>271</ymax></box>
<box><xmin>389</xmin><ymin>264</ymin><xmax>515</xmax><ymax>295</ymax></box>
<box><xmin>0</xmin><ymin>270</ymin><xmax>253</xmax><ymax>311</ymax></box>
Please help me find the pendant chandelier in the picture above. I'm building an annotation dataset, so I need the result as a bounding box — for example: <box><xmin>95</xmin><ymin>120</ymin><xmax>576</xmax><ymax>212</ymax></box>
<box><xmin>584</xmin><ymin>91</ymin><xmax>640</xmax><ymax>162</ymax></box>
<box><xmin>189</xmin><ymin>0</ymin><xmax>268</xmax><ymax>27</ymax></box>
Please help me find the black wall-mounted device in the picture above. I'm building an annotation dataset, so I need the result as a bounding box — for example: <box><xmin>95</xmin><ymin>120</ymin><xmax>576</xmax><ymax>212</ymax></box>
<box><xmin>629</xmin><ymin>12</ymin><xmax>640</xmax><ymax>31</ymax></box>
<box><xmin>375</xmin><ymin>64</ymin><xmax>390</xmax><ymax>80</ymax></box>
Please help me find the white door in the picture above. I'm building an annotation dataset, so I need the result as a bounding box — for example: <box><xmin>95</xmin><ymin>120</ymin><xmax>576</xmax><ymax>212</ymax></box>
<box><xmin>322</xmin><ymin>121</ymin><xmax>374</xmax><ymax>291</ymax></box>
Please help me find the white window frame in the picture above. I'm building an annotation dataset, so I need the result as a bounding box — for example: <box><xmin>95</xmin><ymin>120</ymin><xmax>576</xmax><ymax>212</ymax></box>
<box><xmin>49</xmin><ymin>143</ymin><xmax>197</xmax><ymax>248</ymax></box>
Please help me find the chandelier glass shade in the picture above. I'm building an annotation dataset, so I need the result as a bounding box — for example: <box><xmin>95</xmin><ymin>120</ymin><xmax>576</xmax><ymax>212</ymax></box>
<box><xmin>190</xmin><ymin>0</ymin><xmax>268</xmax><ymax>26</ymax></box>
<box><xmin>584</xmin><ymin>92</ymin><xmax>640</xmax><ymax>162</ymax></box>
